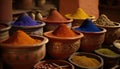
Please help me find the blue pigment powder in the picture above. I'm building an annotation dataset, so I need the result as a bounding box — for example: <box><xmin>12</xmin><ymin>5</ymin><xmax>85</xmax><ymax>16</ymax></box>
<box><xmin>13</xmin><ymin>13</ymin><xmax>40</xmax><ymax>26</ymax></box>
<box><xmin>75</xmin><ymin>19</ymin><xmax>101</xmax><ymax>32</ymax></box>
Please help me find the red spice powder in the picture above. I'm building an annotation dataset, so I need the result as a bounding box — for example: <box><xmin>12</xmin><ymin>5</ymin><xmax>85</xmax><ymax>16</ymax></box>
<box><xmin>52</xmin><ymin>24</ymin><xmax>77</xmax><ymax>37</ymax></box>
<box><xmin>44</xmin><ymin>9</ymin><xmax>68</xmax><ymax>22</ymax></box>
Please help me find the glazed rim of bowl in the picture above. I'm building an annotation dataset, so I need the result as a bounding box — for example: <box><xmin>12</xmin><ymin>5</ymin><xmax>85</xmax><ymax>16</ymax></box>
<box><xmin>0</xmin><ymin>36</ymin><xmax>49</xmax><ymax>49</ymax></box>
<box><xmin>72</xmin><ymin>26</ymin><xmax>107</xmax><ymax>34</ymax></box>
<box><xmin>12</xmin><ymin>21</ymin><xmax>46</xmax><ymax>28</ymax></box>
<box><xmin>95</xmin><ymin>22</ymin><xmax>120</xmax><ymax>28</ymax></box>
<box><xmin>43</xmin><ymin>31</ymin><xmax>84</xmax><ymax>40</ymax></box>
<box><xmin>41</xmin><ymin>17</ymin><xmax>73</xmax><ymax>23</ymax></box>
<box><xmin>34</xmin><ymin>60</ymin><xmax>74</xmax><ymax>69</ymax></box>
<box><xmin>68</xmin><ymin>52</ymin><xmax>104</xmax><ymax>69</ymax></box>
<box><xmin>0</xmin><ymin>23</ymin><xmax>11</xmax><ymax>32</ymax></box>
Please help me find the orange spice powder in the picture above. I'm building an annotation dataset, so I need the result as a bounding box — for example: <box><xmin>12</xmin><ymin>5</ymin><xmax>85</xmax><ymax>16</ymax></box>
<box><xmin>52</xmin><ymin>24</ymin><xmax>77</xmax><ymax>37</ymax></box>
<box><xmin>2</xmin><ymin>30</ymin><xmax>41</xmax><ymax>46</ymax></box>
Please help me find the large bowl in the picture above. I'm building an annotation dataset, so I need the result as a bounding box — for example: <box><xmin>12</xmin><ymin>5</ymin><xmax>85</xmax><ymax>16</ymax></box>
<box><xmin>44</xmin><ymin>31</ymin><xmax>84</xmax><ymax>59</ymax></box>
<box><xmin>0</xmin><ymin>36</ymin><xmax>48</xmax><ymax>69</ymax></box>
<box><xmin>72</xmin><ymin>26</ymin><xmax>107</xmax><ymax>52</ymax></box>
<box><xmin>34</xmin><ymin>60</ymin><xmax>75</xmax><ymax>69</ymax></box>
<box><xmin>95</xmin><ymin>22</ymin><xmax>120</xmax><ymax>45</ymax></box>
<box><xmin>69</xmin><ymin>52</ymin><xmax>104</xmax><ymax>69</ymax></box>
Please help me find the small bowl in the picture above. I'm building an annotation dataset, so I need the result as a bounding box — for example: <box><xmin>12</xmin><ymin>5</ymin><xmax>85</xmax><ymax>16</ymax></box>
<box><xmin>69</xmin><ymin>52</ymin><xmax>104</xmax><ymax>69</ymax></box>
<box><xmin>113</xmin><ymin>40</ymin><xmax>120</xmax><ymax>50</ymax></box>
<box><xmin>94</xmin><ymin>48</ymin><xmax>120</xmax><ymax>68</ymax></box>
<box><xmin>34</xmin><ymin>60</ymin><xmax>74</xmax><ymax>69</ymax></box>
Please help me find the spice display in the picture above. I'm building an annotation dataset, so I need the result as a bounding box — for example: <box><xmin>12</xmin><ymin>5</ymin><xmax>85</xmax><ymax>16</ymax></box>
<box><xmin>42</xmin><ymin>9</ymin><xmax>68</xmax><ymax>22</ymax></box>
<box><xmin>65</xmin><ymin>8</ymin><xmax>90</xmax><ymax>19</ymax></box>
<box><xmin>71</xmin><ymin>55</ymin><xmax>100</xmax><ymax>68</ymax></box>
<box><xmin>12</xmin><ymin>13</ymin><xmax>40</xmax><ymax>26</ymax></box>
<box><xmin>75</xmin><ymin>19</ymin><xmax>101</xmax><ymax>32</ymax></box>
<box><xmin>52</xmin><ymin>24</ymin><xmax>77</xmax><ymax>37</ymax></box>
<box><xmin>95</xmin><ymin>14</ymin><xmax>116</xmax><ymax>26</ymax></box>
<box><xmin>95</xmin><ymin>48</ymin><xmax>120</xmax><ymax>57</ymax></box>
<box><xmin>2</xmin><ymin>30</ymin><xmax>41</xmax><ymax>46</ymax></box>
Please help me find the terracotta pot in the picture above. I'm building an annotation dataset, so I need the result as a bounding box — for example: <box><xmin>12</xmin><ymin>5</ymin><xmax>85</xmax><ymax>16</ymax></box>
<box><xmin>44</xmin><ymin>31</ymin><xmax>84</xmax><ymax>59</ymax></box>
<box><xmin>0</xmin><ymin>36</ymin><xmax>48</xmax><ymax>69</ymax></box>
<box><xmin>96</xmin><ymin>23</ymin><xmax>120</xmax><ymax>45</ymax></box>
<box><xmin>72</xmin><ymin>26</ymin><xmax>107</xmax><ymax>52</ymax></box>
<box><xmin>0</xmin><ymin>23</ymin><xmax>11</xmax><ymax>43</ymax></box>
<box><xmin>9</xmin><ymin>21</ymin><xmax>46</xmax><ymax>36</ymax></box>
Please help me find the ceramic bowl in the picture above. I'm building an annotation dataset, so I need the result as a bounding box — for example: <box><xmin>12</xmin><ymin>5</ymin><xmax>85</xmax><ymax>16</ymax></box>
<box><xmin>69</xmin><ymin>52</ymin><xmax>104</xmax><ymax>69</ymax></box>
<box><xmin>0</xmin><ymin>36</ymin><xmax>48</xmax><ymax>69</ymax></box>
<box><xmin>72</xmin><ymin>26</ymin><xmax>107</xmax><ymax>52</ymax></box>
<box><xmin>0</xmin><ymin>23</ymin><xmax>11</xmax><ymax>42</ymax></box>
<box><xmin>44</xmin><ymin>31</ymin><xmax>84</xmax><ymax>59</ymax></box>
<box><xmin>34</xmin><ymin>60</ymin><xmax>74</xmax><ymax>69</ymax></box>
<box><xmin>94</xmin><ymin>48</ymin><xmax>120</xmax><ymax>68</ymax></box>
<box><xmin>95</xmin><ymin>22</ymin><xmax>120</xmax><ymax>45</ymax></box>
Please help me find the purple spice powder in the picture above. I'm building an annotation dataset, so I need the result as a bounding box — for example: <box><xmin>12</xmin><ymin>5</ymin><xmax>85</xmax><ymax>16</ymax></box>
<box><xmin>13</xmin><ymin>13</ymin><xmax>40</xmax><ymax>26</ymax></box>
<box><xmin>75</xmin><ymin>19</ymin><xmax>101</xmax><ymax>32</ymax></box>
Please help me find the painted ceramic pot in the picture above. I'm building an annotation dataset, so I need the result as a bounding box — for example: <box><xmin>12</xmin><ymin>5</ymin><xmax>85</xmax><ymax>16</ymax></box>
<box><xmin>96</xmin><ymin>22</ymin><xmax>120</xmax><ymax>45</ymax></box>
<box><xmin>10</xmin><ymin>21</ymin><xmax>45</xmax><ymax>36</ymax></box>
<box><xmin>0</xmin><ymin>36</ymin><xmax>48</xmax><ymax>69</ymax></box>
<box><xmin>72</xmin><ymin>26</ymin><xmax>107</xmax><ymax>52</ymax></box>
<box><xmin>44</xmin><ymin>31</ymin><xmax>84</xmax><ymax>59</ymax></box>
<box><xmin>0</xmin><ymin>23</ymin><xmax>11</xmax><ymax>43</ymax></box>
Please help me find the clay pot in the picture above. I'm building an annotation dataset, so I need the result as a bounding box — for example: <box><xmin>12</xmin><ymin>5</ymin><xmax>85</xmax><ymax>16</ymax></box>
<box><xmin>96</xmin><ymin>23</ymin><xmax>120</xmax><ymax>45</ymax></box>
<box><xmin>69</xmin><ymin>52</ymin><xmax>104</xmax><ymax>69</ymax></box>
<box><xmin>44</xmin><ymin>31</ymin><xmax>84</xmax><ymax>59</ymax></box>
<box><xmin>0</xmin><ymin>36</ymin><xmax>48</xmax><ymax>69</ymax></box>
<box><xmin>72</xmin><ymin>26</ymin><xmax>107</xmax><ymax>52</ymax></box>
<box><xmin>9</xmin><ymin>21</ymin><xmax>46</xmax><ymax>36</ymax></box>
<box><xmin>0</xmin><ymin>23</ymin><xmax>11</xmax><ymax>43</ymax></box>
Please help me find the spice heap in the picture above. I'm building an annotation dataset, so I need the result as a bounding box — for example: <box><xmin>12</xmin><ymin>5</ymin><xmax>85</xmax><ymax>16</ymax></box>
<box><xmin>95</xmin><ymin>48</ymin><xmax>120</xmax><ymax>57</ymax></box>
<box><xmin>2</xmin><ymin>30</ymin><xmax>41</xmax><ymax>46</ymax></box>
<box><xmin>42</xmin><ymin>9</ymin><xmax>68</xmax><ymax>22</ymax></box>
<box><xmin>12</xmin><ymin>13</ymin><xmax>40</xmax><ymax>26</ymax></box>
<box><xmin>75</xmin><ymin>19</ymin><xmax>101</xmax><ymax>32</ymax></box>
<box><xmin>95</xmin><ymin>14</ymin><xmax>116</xmax><ymax>26</ymax></box>
<box><xmin>65</xmin><ymin>8</ymin><xmax>90</xmax><ymax>19</ymax></box>
<box><xmin>71</xmin><ymin>55</ymin><xmax>100</xmax><ymax>68</ymax></box>
<box><xmin>52</xmin><ymin>24</ymin><xmax>77</xmax><ymax>37</ymax></box>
